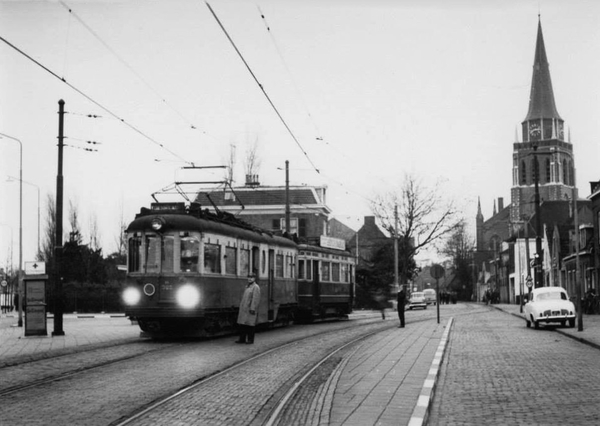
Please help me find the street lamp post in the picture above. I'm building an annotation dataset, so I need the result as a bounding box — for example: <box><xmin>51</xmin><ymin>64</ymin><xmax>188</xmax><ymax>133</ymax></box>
<box><xmin>7</xmin><ymin>176</ymin><xmax>40</xmax><ymax>256</ymax></box>
<box><xmin>0</xmin><ymin>132</ymin><xmax>23</xmax><ymax>327</ymax></box>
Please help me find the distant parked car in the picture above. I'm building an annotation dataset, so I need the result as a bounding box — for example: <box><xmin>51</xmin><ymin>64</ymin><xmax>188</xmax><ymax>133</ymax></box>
<box><xmin>423</xmin><ymin>289</ymin><xmax>437</xmax><ymax>305</ymax></box>
<box><xmin>524</xmin><ymin>286</ymin><xmax>576</xmax><ymax>329</ymax></box>
<box><xmin>408</xmin><ymin>292</ymin><xmax>427</xmax><ymax>310</ymax></box>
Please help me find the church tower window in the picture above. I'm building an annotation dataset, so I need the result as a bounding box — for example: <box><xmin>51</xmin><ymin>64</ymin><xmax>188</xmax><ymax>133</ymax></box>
<box><xmin>520</xmin><ymin>161</ymin><xmax>527</xmax><ymax>185</ymax></box>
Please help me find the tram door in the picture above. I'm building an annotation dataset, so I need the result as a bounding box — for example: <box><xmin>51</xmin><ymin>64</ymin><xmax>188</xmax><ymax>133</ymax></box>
<box><xmin>312</xmin><ymin>260</ymin><xmax>320</xmax><ymax>310</ymax></box>
<box><xmin>268</xmin><ymin>249</ymin><xmax>274</xmax><ymax>321</ymax></box>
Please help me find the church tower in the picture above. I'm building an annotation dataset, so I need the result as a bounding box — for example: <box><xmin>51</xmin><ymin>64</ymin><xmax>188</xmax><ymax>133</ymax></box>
<box><xmin>476</xmin><ymin>197</ymin><xmax>484</xmax><ymax>250</ymax></box>
<box><xmin>510</xmin><ymin>18</ymin><xmax>576</xmax><ymax>230</ymax></box>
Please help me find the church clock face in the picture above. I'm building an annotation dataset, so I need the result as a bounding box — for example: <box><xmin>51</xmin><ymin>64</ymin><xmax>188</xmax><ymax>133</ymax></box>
<box><xmin>529</xmin><ymin>123</ymin><xmax>541</xmax><ymax>138</ymax></box>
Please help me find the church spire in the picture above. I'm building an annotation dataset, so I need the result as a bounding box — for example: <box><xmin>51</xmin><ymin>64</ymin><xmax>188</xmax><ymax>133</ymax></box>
<box><xmin>524</xmin><ymin>17</ymin><xmax>562</xmax><ymax>122</ymax></box>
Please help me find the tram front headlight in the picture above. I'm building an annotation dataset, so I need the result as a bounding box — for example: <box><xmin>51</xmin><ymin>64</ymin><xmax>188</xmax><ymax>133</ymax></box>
<box><xmin>123</xmin><ymin>287</ymin><xmax>141</xmax><ymax>306</ymax></box>
<box><xmin>151</xmin><ymin>217</ymin><xmax>165</xmax><ymax>231</ymax></box>
<box><xmin>176</xmin><ymin>284</ymin><xmax>200</xmax><ymax>308</ymax></box>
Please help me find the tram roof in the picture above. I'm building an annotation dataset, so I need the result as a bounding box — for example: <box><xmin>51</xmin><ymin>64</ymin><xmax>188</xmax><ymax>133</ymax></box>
<box><xmin>126</xmin><ymin>205</ymin><xmax>296</xmax><ymax>248</ymax></box>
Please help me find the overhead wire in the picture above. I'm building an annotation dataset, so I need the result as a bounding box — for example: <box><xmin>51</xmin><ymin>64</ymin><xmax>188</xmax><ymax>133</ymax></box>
<box><xmin>57</xmin><ymin>1</ymin><xmax>223</xmax><ymax>144</ymax></box>
<box><xmin>205</xmin><ymin>1</ymin><xmax>321</xmax><ymax>175</ymax></box>
<box><xmin>0</xmin><ymin>35</ymin><xmax>190</xmax><ymax>165</ymax></box>
<box><xmin>253</xmin><ymin>6</ymin><xmax>388</xmax><ymax>209</ymax></box>
<box><xmin>256</xmin><ymin>5</ymin><xmax>323</xmax><ymax>141</ymax></box>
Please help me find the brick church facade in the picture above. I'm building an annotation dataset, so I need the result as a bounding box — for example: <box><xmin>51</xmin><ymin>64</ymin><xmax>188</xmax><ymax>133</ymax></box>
<box><xmin>475</xmin><ymin>18</ymin><xmax>594</xmax><ymax>303</ymax></box>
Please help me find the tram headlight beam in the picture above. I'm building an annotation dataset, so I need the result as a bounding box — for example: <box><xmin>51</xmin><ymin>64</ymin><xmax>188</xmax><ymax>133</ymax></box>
<box><xmin>176</xmin><ymin>284</ymin><xmax>200</xmax><ymax>308</ymax></box>
<box><xmin>123</xmin><ymin>287</ymin><xmax>141</xmax><ymax>306</ymax></box>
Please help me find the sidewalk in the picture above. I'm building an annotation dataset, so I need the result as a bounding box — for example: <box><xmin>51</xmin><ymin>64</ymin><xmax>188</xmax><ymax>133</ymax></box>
<box><xmin>491</xmin><ymin>303</ymin><xmax>600</xmax><ymax>349</ymax></box>
<box><xmin>324</xmin><ymin>304</ymin><xmax>600</xmax><ymax>426</ymax></box>
<box><xmin>0</xmin><ymin>313</ymin><xmax>142</xmax><ymax>366</ymax></box>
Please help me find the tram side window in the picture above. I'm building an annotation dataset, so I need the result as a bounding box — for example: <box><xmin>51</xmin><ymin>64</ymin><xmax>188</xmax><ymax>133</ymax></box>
<box><xmin>240</xmin><ymin>249</ymin><xmax>250</xmax><ymax>276</ymax></box>
<box><xmin>275</xmin><ymin>253</ymin><xmax>284</xmax><ymax>278</ymax></box>
<box><xmin>145</xmin><ymin>235</ymin><xmax>160</xmax><ymax>273</ymax></box>
<box><xmin>298</xmin><ymin>259</ymin><xmax>305</xmax><ymax>279</ymax></box>
<box><xmin>287</xmin><ymin>254</ymin><xmax>294</xmax><ymax>278</ymax></box>
<box><xmin>225</xmin><ymin>246</ymin><xmax>237</xmax><ymax>275</ymax></box>
<box><xmin>180</xmin><ymin>236</ymin><xmax>199</xmax><ymax>272</ymax></box>
<box><xmin>306</xmin><ymin>259</ymin><xmax>312</xmax><ymax>281</ymax></box>
<box><xmin>162</xmin><ymin>236</ymin><xmax>175</xmax><ymax>272</ymax></box>
<box><xmin>322</xmin><ymin>261</ymin><xmax>331</xmax><ymax>282</ymax></box>
<box><xmin>204</xmin><ymin>243</ymin><xmax>221</xmax><ymax>274</ymax></box>
<box><xmin>341</xmin><ymin>264</ymin><xmax>348</xmax><ymax>283</ymax></box>
<box><xmin>332</xmin><ymin>262</ymin><xmax>340</xmax><ymax>282</ymax></box>
<box><xmin>128</xmin><ymin>236</ymin><xmax>142</xmax><ymax>272</ymax></box>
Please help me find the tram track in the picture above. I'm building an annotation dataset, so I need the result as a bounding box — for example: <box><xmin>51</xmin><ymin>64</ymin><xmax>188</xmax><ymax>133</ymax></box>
<box><xmin>0</xmin><ymin>316</ymin><xmax>382</xmax><ymax>402</ymax></box>
<box><xmin>0</xmin><ymin>340</ymin><xmax>182</xmax><ymax>397</ymax></box>
<box><xmin>0</xmin><ymin>311</ymin><xmax>444</xmax><ymax>425</ymax></box>
<box><xmin>111</xmin><ymin>320</ymin><xmax>395</xmax><ymax>426</ymax></box>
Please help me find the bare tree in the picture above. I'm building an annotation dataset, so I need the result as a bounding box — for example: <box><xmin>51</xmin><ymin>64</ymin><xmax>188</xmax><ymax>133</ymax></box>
<box><xmin>68</xmin><ymin>199</ymin><xmax>82</xmax><ymax>244</ymax></box>
<box><xmin>89</xmin><ymin>212</ymin><xmax>100</xmax><ymax>252</ymax></box>
<box><xmin>371</xmin><ymin>173</ymin><xmax>461</xmax><ymax>282</ymax></box>
<box><xmin>113</xmin><ymin>201</ymin><xmax>127</xmax><ymax>258</ymax></box>
<box><xmin>223</xmin><ymin>143</ymin><xmax>237</xmax><ymax>185</ymax></box>
<box><xmin>244</xmin><ymin>135</ymin><xmax>261</xmax><ymax>179</ymax></box>
<box><xmin>441</xmin><ymin>219</ymin><xmax>475</xmax><ymax>300</ymax></box>
<box><xmin>39</xmin><ymin>193</ymin><xmax>56</xmax><ymax>264</ymax></box>
<box><xmin>441</xmin><ymin>219</ymin><xmax>474</xmax><ymax>263</ymax></box>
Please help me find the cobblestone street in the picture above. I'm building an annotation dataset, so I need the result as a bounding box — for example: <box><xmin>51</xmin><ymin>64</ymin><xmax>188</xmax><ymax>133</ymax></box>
<box><xmin>429</xmin><ymin>307</ymin><xmax>600</xmax><ymax>425</ymax></box>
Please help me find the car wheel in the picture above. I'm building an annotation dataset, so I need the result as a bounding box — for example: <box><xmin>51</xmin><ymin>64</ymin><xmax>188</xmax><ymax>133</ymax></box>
<box><xmin>569</xmin><ymin>318</ymin><xmax>575</xmax><ymax>328</ymax></box>
<box><xmin>424</xmin><ymin>305</ymin><xmax>427</xmax><ymax>309</ymax></box>
<box><xmin>526</xmin><ymin>319</ymin><xmax>531</xmax><ymax>328</ymax></box>
<box><xmin>560</xmin><ymin>320</ymin><xmax>566</xmax><ymax>327</ymax></box>
<box><xmin>534</xmin><ymin>319</ymin><xmax>539</xmax><ymax>329</ymax></box>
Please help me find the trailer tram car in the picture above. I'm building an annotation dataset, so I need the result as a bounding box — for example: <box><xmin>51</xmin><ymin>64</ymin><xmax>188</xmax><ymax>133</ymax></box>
<box><xmin>295</xmin><ymin>240</ymin><xmax>355</xmax><ymax>322</ymax></box>
<box><xmin>122</xmin><ymin>202</ymin><xmax>298</xmax><ymax>338</ymax></box>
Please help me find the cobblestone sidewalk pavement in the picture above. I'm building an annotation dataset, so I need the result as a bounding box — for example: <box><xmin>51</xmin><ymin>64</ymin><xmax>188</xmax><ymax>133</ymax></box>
<box><xmin>0</xmin><ymin>313</ymin><xmax>142</xmax><ymax>366</ymax></box>
<box><xmin>325</xmin><ymin>317</ymin><xmax>453</xmax><ymax>426</ymax></box>
<box><xmin>491</xmin><ymin>303</ymin><xmax>600</xmax><ymax>349</ymax></box>
<box><xmin>325</xmin><ymin>304</ymin><xmax>600</xmax><ymax>426</ymax></box>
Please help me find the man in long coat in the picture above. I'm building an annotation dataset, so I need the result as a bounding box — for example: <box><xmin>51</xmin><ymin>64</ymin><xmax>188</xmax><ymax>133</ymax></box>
<box><xmin>236</xmin><ymin>273</ymin><xmax>261</xmax><ymax>344</ymax></box>
<box><xmin>397</xmin><ymin>285</ymin><xmax>406</xmax><ymax>328</ymax></box>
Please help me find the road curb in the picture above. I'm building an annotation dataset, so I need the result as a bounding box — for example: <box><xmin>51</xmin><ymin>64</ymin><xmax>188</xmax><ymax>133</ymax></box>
<box><xmin>407</xmin><ymin>317</ymin><xmax>454</xmax><ymax>426</ymax></box>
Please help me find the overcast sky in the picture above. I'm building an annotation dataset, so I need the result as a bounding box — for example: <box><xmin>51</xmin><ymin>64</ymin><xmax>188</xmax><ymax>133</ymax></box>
<box><xmin>1</xmin><ymin>0</ymin><xmax>599</xmax><ymax>267</ymax></box>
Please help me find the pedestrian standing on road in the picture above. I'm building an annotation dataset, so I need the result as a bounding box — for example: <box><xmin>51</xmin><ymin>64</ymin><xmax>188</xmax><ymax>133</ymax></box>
<box><xmin>236</xmin><ymin>272</ymin><xmax>261</xmax><ymax>344</ymax></box>
<box><xmin>397</xmin><ymin>286</ymin><xmax>406</xmax><ymax>328</ymax></box>
<box><xmin>374</xmin><ymin>290</ymin><xmax>387</xmax><ymax>320</ymax></box>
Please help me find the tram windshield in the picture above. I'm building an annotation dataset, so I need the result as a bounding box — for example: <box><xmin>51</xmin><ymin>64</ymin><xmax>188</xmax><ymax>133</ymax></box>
<box><xmin>128</xmin><ymin>233</ymin><xmax>199</xmax><ymax>273</ymax></box>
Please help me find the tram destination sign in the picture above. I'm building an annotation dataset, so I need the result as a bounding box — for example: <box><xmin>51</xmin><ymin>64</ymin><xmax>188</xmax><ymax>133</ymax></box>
<box><xmin>320</xmin><ymin>236</ymin><xmax>346</xmax><ymax>250</ymax></box>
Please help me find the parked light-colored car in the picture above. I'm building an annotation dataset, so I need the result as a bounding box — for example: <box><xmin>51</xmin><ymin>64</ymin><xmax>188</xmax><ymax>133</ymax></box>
<box><xmin>423</xmin><ymin>289</ymin><xmax>436</xmax><ymax>305</ymax></box>
<box><xmin>408</xmin><ymin>292</ymin><xmax>427</xmax><ymax>310</ymax></box>
<box><xmin>524</xmin><ymin>286</ymin><xmax>576</xmax><ymax>329</ymax></box>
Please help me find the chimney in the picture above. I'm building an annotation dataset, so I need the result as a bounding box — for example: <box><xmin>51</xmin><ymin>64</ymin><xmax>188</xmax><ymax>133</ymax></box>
<box><xmin>498</xmin><ymin>197</ymin><xmax>504</xmax><ymax>211</ymax></box>
<box><xmin>364</xmin><ymin>216</ymin><xmax>376</xmax><ymax>226</ymax></box>
<box><xmin>245</xmin><ymin>174</ymin><xmax>260</xmax><ymax>187</ymax></box>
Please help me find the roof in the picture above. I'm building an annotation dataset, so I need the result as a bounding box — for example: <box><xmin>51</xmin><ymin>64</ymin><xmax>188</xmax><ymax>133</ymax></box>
<box><xmin>523</xmin><ymin>19</ymin><xmax>562</xmax><ymax>121</ymax></box>
<box><xmin>194</xmin><ymin>186</ymin><xmax>328</xmax><ymax>210</ymax></box>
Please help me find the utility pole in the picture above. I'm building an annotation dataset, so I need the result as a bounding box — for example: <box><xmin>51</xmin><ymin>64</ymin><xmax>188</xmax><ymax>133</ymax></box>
<box><xmin>285</xmin><ymin>160</ymin><xmax>290</xmax><ymax>235</ymax></box>
<box><xmin>573</xmin><ymin>182</ymin><xmax>583</xmax><ymax>331</ymax></box>
<box><xmin>394</xmin><ymin>204</ymin><xmax>399</xmax><ymax>292</ymax></box>
<box><xmin>53</xmin><ymin>100</ymin><xmax>65</xmax><ymax>336</ymax></box>
<box><xmin>533</xmin><ymin>144</ymin><xmax>543</xmax><ymax>288</ymax></box>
